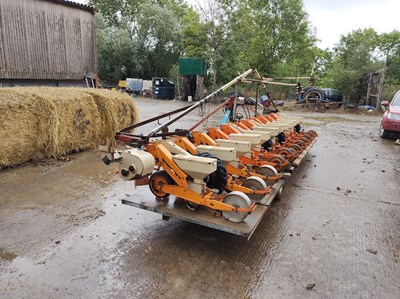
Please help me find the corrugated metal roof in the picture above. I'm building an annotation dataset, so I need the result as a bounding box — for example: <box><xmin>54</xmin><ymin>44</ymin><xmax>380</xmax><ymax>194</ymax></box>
<box><xmin>42</xmin><ymin>0</ymin><xmax>95</xmax><ymax>14</ymax></box>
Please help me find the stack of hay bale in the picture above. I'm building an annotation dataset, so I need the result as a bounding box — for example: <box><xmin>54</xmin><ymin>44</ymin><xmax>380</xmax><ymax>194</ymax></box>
<box><xmin>0</xmin><ymin>87</ymin><xmax>138</xmax><ymax>168</ymax></box>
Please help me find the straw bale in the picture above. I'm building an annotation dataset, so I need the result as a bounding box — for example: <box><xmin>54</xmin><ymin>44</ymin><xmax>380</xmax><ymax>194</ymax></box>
<box><xmin>84</xmin><ymin>89</ymin><xmax>138</xmax><ymax>144</ymax></box>
<box><xmin>0</xmin><ymin>91</ymin><xmax>43</xmax><ymax>166</ymax></box>
<box><xmin>0</xmin><ymin>87</ymin><xmax>137</xmax><ymax>168</ymax></box>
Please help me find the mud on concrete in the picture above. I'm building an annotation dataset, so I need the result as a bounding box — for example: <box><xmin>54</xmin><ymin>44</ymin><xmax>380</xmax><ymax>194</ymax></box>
<box><xmin>0</xmin><ymin>98</ymin><xmax>399</xmax><ymax>298</ymax></box>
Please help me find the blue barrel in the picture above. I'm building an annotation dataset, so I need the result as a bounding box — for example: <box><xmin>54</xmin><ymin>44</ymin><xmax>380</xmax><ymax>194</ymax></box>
<box><xmin>152</xmin><ymin>77</ymin><xmax>175</xmax><ymax>100</ymax></box>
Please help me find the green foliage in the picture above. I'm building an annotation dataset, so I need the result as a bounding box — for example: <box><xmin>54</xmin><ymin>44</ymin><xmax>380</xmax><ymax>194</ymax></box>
<box><xmin>95</xmin><ymin>14</ymin><xmax>139</xmax><ymax>84</ymax></box>
<box><xmin>379</xmin><ymin>31</ymin><xmax>400</xmax><ymax>84</ymax></box>
<box><xmin>324</xmin><ymin>28</ymin><xmax>400</xmax><ymax>104</ymax></box>
<box><xmin>90</xmin><ymin>0</ymin><xmax>400</xmax><ymax>103</ymax></box>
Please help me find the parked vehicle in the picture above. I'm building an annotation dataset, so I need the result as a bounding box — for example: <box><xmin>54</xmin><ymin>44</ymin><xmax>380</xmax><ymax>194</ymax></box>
<box><xmin>380</xmin><ymin>90</ymin><xmax>400</xmax><ymax>138</ymax></box>
<box><xmin>297</xmin><ymin>87</ymin><xmax>343</xmax><ymax>106</ymax></box>
<box><xmin>321</xmin><ymin>88</ymin><xmax>343</xmax><ymax>103</ymax></box>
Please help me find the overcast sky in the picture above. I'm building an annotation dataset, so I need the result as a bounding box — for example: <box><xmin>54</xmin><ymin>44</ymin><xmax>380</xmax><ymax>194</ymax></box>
<box><xmin>75</xmin><ymin>0</ymin><xmax>399</xmax><ymax>50</ymax></box>
<box><xmin>303</xmin><ymin>0</ymin><xmax>400</xmax><ymax>49</ymax></box>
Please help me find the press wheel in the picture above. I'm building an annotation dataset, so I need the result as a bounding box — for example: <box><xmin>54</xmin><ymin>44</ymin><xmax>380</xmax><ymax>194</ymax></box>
<box><xmin>295</xmin><ymin>139</ymin><xmax>306</xmax><ymax>148</ymax></box>
<box><xmin>308</xmin><ymin>130</ymin><xmax>317</xmax><ymax>137</ymax></box>
<box><xmin>255</xmin><ymin>165</ymin><xmax>279</xmax><ymax>186</ymax></box>
<box><xmin>290</xmin><ymin>143</ymin><xmax>302</xmax><ymax>154</ymax></box>
<box><xmin>222</xmin><ymin>191</ymin><xmax>252</xmax><ymax>223</ymax></box>
<box><xmin>300</xmin><ymin>135</ymin><xmax>311</xmax><ymax>143</ymax></box>
<box><xmin>278</xmin><ymin>147</ymin><xmax>296</xmax><ymax>162</ymax></box>
<box><xmin>266</xmin><ymin>154</ymin><xmax>287</xmax><ymax>171</ymax></box>
<box><xmin>241</xmin><ymin>176</ymin><xmax>268</xmax><ymax>202</ymax></box>
<box><xmin>149</xmin><ymin>170</ymin><xmax>173</xmax><ymax>199</ymax></box>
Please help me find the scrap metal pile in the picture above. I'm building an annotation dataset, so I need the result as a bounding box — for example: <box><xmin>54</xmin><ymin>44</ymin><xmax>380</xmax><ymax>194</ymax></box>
<box><xmin>101</xmin><ymin>69</ymin><xmax>317</xmax><ymax>238</ymax></box>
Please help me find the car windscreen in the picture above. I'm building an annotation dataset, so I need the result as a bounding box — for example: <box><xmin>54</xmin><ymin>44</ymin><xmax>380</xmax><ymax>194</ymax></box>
<box><xmin>392</xmin><ymin>92</ymin><xmax>400</xmax><ymax>106</ymax></box>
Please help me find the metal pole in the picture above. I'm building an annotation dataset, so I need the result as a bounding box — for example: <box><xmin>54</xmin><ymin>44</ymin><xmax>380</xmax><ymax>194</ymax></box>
<box><xmin>255</xmin><ymin>84</ymin><xmax>259</xmax><ymax>116</ymax></box>
<box><xmin>146</xmin><ymin>69</ymin><xmax>255</xmax><ymax>137</ymax></box>
<box><xmin>232</xmin><ymin>84</ymin><xmax>237</xmax><ymax>122</ymax></box>
<box><xmin>189</xmin><ymin>98</ymin><xmax>230</xmax><ymax>131</ymax></box>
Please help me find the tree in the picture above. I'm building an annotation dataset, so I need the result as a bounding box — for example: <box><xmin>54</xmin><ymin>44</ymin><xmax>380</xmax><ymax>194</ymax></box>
<box><xmin>328</xmin><ymin>28</ymin><xmax>382</xmax><ymax>103</ymax></box>
<box><xmin>95</xmin><ymin>14</ymin><xmax>140</xmax><ymax>84</ymax></box>
<box><xmin>135</xmin><ymin>1</ymin><xmax>181</xmax><ymax>78</ymax></box>
<box><xmin>378</xmin><ymin>31</ymin><xmax>400</xmax><ymax>84</ymax></box>
<box><xmin>245</xmin><ymin>0</ymin><xmax>315</xmax><ymax>77</ymax></box>
<box><xmin>90</xmin><ymin>0</ymin><xmax>192</xmax><ymax>82</ymax></box>
<box><xmin>88</xmin><ymin>0</ymin><xmax>145</xmax><ymax>27</ymax></box>
<box><xmin>180</xmin><ymin>8</ymin><xmax>208</xmax><ymax>58</ymax></box>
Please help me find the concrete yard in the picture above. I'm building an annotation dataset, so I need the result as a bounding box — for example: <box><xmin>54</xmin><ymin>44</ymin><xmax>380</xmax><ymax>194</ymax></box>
<box><xmin>1</xmin><ymin>98</ymin><xmax>399</xmax><ymax>298</ymax></box>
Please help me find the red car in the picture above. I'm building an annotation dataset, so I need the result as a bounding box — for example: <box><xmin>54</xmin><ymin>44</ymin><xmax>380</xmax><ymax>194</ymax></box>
<box><xmin>380</xmin><ymin>90</ymin><xmax>400</xmax><ymax>138</ymax></box>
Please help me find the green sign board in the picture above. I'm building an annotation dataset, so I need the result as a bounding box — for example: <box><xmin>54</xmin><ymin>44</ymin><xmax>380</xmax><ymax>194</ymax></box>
<box><xmin>179</xmin><ymin>58</ymin><xmax>207</xmax><ymax>76</ymax></box>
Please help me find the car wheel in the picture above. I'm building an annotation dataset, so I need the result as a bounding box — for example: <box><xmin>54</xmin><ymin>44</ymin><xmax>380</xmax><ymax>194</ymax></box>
<box><xmin>379</xmin><ymin>125</ymin><xmax>389</xmax><ymax>138</ymax></box>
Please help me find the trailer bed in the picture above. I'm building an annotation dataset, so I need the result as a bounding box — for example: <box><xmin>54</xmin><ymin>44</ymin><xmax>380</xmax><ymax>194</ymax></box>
<box><xmin>122</xmin><ymin>179</ymin><xmax>284</xmax><ymax>240</ymax></box>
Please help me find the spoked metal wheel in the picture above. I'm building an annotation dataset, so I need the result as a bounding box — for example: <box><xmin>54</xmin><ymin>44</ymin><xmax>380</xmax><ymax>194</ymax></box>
<box><xmin>241</xmin><ymin>176</ymin><xmax>268</xmax><ymax>202</ymax></box>
<box><xmin>255</xmin><ymin>165</ymin><xmax>279</xmax><ymax>186</ymax></box>
<box><xmin>275</xmin><ymin>185</ymin><xmax>284</xmax><ymax>200</ymax></box>
<box><xmin>222</xmin><ymin>191</ymin><xmax>252</xmax><ymax>223</ymax></box>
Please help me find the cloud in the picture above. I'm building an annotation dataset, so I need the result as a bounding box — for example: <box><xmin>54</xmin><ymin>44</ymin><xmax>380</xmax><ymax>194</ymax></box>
<box><xmin>304</xmin><ymin>0</ymin><xmax>400</xmax><ymax>49</ymax></box>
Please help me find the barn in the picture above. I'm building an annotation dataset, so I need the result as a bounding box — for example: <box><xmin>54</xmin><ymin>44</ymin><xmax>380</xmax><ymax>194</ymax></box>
<box><xmin>0</xmin><ymin>0</ymin><xmax>96</xmax><ymax>87</ymax></box>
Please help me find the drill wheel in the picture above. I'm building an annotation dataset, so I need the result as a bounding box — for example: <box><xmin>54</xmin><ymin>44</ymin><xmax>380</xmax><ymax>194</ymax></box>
<box><xmin>266</xmin><ymin>154</ymin><xmax>287</xmax><ymax>172</ymax></box>
<box><xmin>222</xmin><ymin>191</ymin><xmax>252</xmax><ymax>223</ymax></box>
<box><xmin>255</xmin><ymin>165</ymin><xmax>279</xmax><ymax>186</ymax></box>
<box><xmin>278</xmin><ymin>147</ymin><xmax>297</xmax><ymax>162</ymax></box>
<box><xmin>241</xmin><ymin>176</ymin><xmax>268</xmax><ymax>202</ymax></box>
<box><xmin>149</xmin><ymin>170</ymin><xmax>174</xmax><ymax>199</ymax></box>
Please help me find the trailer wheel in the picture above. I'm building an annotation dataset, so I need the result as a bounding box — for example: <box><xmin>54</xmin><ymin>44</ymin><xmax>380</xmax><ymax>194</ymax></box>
<box><xmin>149</xmin><ymin>170</ymin><xmax>174</xmax><ymax>199</ymax></box>
<box><xmin>195</xmin><ymin>152</ymin><xmax>227</xmax><ymax>194</ymax></box>
<box><xmin>275</xmin><ymin>185</ymin><xmax>283</xmax><ymax>201</ymax></box>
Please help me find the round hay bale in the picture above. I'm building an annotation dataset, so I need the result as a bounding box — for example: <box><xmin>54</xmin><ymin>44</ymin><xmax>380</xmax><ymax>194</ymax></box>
<box><xmin>0</xmin><ymin>87</ymin><xmax>138</xmax><ymax>168</ymax></box>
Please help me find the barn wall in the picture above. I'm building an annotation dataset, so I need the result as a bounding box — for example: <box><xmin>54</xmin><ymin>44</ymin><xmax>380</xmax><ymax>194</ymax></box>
<box><xmin>0</xmin><ymin>0</ymin><xmax>96</xmax><ymax>81</ymax></box>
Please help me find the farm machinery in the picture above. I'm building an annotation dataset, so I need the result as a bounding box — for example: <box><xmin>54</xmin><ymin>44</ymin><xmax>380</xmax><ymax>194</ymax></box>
<box><xmin>101</xmin><ymin>69</ymin><xmax>317</xmax><ymax>238</ymax></box>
